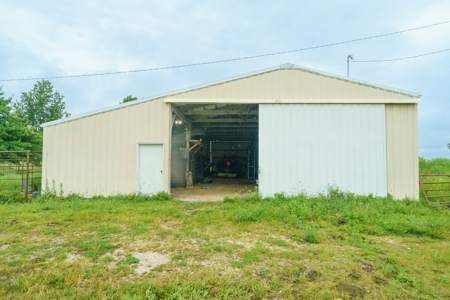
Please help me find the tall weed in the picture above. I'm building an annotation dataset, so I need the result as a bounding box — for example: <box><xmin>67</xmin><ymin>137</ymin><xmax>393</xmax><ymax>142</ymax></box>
<box><xmin>0</xmin><ymin>191</ymin><xmax>29</xmax><ymax>204</ymax></box>
<box><xmin>419</xmin><ymin>157</ymin><xmax>450</xmax><ymax>174</ymax></box>
<box><xmin>224</xmin><ymin>186</ymin><xmax>448</xmax><ymax>239</ymax></box>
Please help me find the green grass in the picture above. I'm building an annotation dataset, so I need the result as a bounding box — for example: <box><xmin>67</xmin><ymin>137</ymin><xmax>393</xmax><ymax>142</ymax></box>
<box><xmin>0</xmin><ymin>158</ymin><xmax>449</xmax><ymax>299</ymax></box>
<box><xmin>419</xmin><ymin>157</ymin><xmax>450</xmax><ymax>203</ymax></box>
<box><xmin>419</xmin><ymin>157</ymin><xmax>450</xmax><ymax>174</ymax></box>
<box><xmin>0</xmin><ymin>162</ymin><xmax>41</xmax><ymax>194</ymax></box>
<box><xmin>122</xmin><ymin>255</ymin><xmax>140</xmax><ymax>265</ymax></box>
<box><xmin>0</xmin><ymin>191</ymin><xmax>449</xmax><ymax>299</ymax></box>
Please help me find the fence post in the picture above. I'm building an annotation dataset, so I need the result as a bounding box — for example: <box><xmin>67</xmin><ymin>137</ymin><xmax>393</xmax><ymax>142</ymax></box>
<box><xmin>25</xmin><ymin>151</ymin><xmax>30</xmax><ymax>197</ymax></box>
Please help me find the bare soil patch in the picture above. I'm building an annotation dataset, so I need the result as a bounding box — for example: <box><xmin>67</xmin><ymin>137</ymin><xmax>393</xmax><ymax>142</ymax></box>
<box><xmin>336</xmin><ymin>283</ymin><xmax>364</xmax><ymax>297</ymax></box>
<box><xmin>160</xmin><ymin>221</ymin><xmax>181</xmax><ymax>230</ymax></box>
<box><xmin>171</xmin><ymin>178</ymin><xmax>256</xmax><ymax>202</ymax></box>
<box><xmin>130</xmin><ymin>251</ymin><xmax>170</xmax><ymax>275</ymax></box>
<box><xmin>65</xmin><ymin>253</ymin><xmax>81</xmax><ymax>263</ymax></box>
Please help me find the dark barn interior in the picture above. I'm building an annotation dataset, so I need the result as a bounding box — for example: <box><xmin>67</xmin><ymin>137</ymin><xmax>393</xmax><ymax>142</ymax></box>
<box><xmin>170</xmin><ymin>103</ymin><xmax>258</xmax><ymax>201</ymax></box>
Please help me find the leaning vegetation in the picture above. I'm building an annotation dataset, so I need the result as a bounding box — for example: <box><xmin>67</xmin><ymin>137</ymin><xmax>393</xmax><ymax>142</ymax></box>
<box><xmin>419</xmin><ymin>156</ymin><xmax>450</xmax><ymax>174</ymax></box>
<box><xmin>1</xmin><ymin>159</ymin><xmax>450</xmax><ymax>299</ymax></box>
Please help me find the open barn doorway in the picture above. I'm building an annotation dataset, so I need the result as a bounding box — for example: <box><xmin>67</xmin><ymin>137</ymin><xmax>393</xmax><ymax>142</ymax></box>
<box><xmin>170</xmin><ymin>103</ymin><xmax>258</xmax><ymax>202</ymax></box>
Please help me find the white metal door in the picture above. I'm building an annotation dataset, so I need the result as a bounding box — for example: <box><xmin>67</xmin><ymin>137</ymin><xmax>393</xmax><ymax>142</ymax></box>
<box><xmin>259</xmin><ymin>104</ymin><xmax>387</xmax><ymax>197</ymax></box>
<box><xmin>136</xmin><ymin>143</ymin><xmax>164</xmax><ymax>195</ymax></box>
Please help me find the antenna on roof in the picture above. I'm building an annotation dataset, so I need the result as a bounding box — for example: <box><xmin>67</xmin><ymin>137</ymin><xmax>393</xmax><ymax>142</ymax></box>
<box><xmin>347</xmin><ymin>54</ymin><xmax>354</xmax><ymax>77</ymax></box>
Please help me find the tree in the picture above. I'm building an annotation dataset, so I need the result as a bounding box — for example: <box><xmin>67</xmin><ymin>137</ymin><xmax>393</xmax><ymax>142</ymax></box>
<box><xmin>14</xmin><ymin>80</ymin><xmax>70</xmax><ymax>132</ymax></box>
<box><xmin>0</xmin><ymin>87</ymin><xmax>42</xmax><ymax>152</ymax></box>
<box><xmin>120</xmin><ymin>95</ymin><xmax>138</xmax><ymax>104</ymax></box>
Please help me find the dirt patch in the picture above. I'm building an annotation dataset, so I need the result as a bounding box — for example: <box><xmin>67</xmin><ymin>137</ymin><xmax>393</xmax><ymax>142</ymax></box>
<box><xmin>106</xmin><ymin>249</ymin><xmax>125</xmax><ymax>269</ymax></box>
<box><xmin>171</xmin><ymin>178</ymin><xmax>256</xmax><ymax>202</ymax></box>
<box><xmin>65</xmin><ymin>253</ymin><xmax>81</xmax><ymax>263</ymax></box>
<box><xmin>349</xmin><ymin>272</ymin><xmax>360</xmax><ymax>280</ymax></box>
<box><xmin>336</xmin><ymin>283</ymin><xmax>364</xmax><ymax>297</ymax></box>
<box><xmin>32</xmin><ymin>257</ymin><xmax>45</xmax><ymax>263</ymax></box>
<box><xmin>160</xmin><ymin>221</ymin><xmax>181</xmax><ymax>230</ymax></box>
<box><xmin>108</xmin><ymin>248</ymin><xmax>169</xmax><ymax>275</ymax></box>
<box><xmin>0</xmin><ymin>244</ymin><xmax>9</xmax><ymax>251</ymax></box>
<box><xmin>197</xmin><ymin>254</ymin><xmax>243</xmax><ymax>278</ymax></box>
<box><xmin>223</xmin><ymin>238</ymin><xmax>255</xmax><ymax>249</ymax></box>
<box><xmin>184</xmin><ymin>208</ymin><xmax>208</xmax><ymax>216</ymax></box>
<box><xmin>127</xmin><ymin>240</ymin><xmax>150</xmax><ymax>250</ymax></box>
<box><xmin>360</xmin><ymin>262</ymin><xmax>374</xmax><ymax>273</ymax></box>
<box><xmin>130</xmin><ymin>251</ymin><xmax>170</xmax><ymax>275</ymax></box>
<box><xmin>254</xmin><ymin>270</ymin><xmax>271</xmax><ymax>281</ymax></box>
<box><xmin>305</xmin><ymin>270</ymin><xmax>321</xmax><ymax>282</ymax></box>
<box><xmin>373</xmin><ymin>276</ymin><xmax>387</xmax><ymax>285</ymax></box>
<box><xmin>111</xmin><ymin>249</ymin><xmax>125</xmax><ymax>257</ymax></box>
<box><xmin>373</xmin><ymin>236</ymin><xmax>397</xmax><ymax>245</ymax></box>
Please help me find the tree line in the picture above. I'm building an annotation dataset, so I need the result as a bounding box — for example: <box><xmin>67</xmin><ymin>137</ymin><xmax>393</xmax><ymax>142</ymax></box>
<box><xmin>1</xmin><ymin>80</ymin><xmax>139</xmax><ymax>153</ymax></box>
<box><xmin>0</xmin><ymin>80</ymin><xmax>70</xmax><ymax>152</ymax></box>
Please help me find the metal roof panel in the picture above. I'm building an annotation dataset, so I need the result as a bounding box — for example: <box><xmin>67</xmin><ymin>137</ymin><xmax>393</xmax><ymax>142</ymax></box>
<box><xmin>42</xmin><ymin>63</ymin><xmax>420</xmax><ymax>127</ymax></box>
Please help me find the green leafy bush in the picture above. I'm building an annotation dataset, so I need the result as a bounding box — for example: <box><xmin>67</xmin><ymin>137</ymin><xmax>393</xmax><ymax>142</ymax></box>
<box><xmin>0</xmin><ymin>191</ymin><xmax>29</xmax><ymax>204</ymax></box>
<box><xmin>304</xmin><ymin>226</ymin><xmax>320</xmax><ymax>244</ymax></box>
<box><xmin>230</xmin><ymin>208</ymin><xmax>261</xmax><ymax>223</ymax></box>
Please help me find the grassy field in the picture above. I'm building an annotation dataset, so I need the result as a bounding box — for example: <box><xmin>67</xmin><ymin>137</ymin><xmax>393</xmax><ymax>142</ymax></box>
<box><xmin>1</xmin><ymin>192</ymin><xmax>449</xmax><ymax>299</ymax></box>
<box><xmin>419</xmin><ymin>157</ymin><xmax>450</xmax><ymax>174</ymax></box>
<box><xmin>0</xmin><ymin>158</ymin><xmax>449</xmax><ymax>299</ymax></box>
<box><xmin>419</xmin><ymin>158</ymin><xmax>450</xmax><ymax>203</ymax></box>
<box><xmin>0</xmin><ymin>162</ymin><xmax>41</xmax><ymax>193</ymax></box>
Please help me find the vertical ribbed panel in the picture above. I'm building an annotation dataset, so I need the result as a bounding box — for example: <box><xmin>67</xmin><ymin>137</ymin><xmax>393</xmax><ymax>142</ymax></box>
<box><xmin>42</xmin><ymin>99</ymin><xmax>171</xmax><ymax>197</ymax></box>
<box><xmin>41</xmin><ymin>126</ymin><xmax>51</xmax><ymax>190</ymax></box>
<box><xmin>259</xmin><ymin>104</ymin><xmax>387</xmax><ymax>197</ymax></box>
<box><xmin>385</xmin><ymin>104</ymin><xmax>419</xmax><ymax>199</ymax></box>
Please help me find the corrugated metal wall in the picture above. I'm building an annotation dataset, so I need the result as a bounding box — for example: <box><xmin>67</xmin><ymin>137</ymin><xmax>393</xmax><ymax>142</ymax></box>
<box><xmin>166</xmin><ymin>69</ymin><xmax>415</xmax><ymax>101</ymax></box>
<box><xmin>259</xmin><ymin>104</ymin><xmax>387</xmax><ymax>197</ymax></box>
<box><xmin>42</xmin><ymin>99</ymin><xmax>171</xmax><ymax>197</ymax></box>
<box><xmin>385</xmin><ymin>104</ymin><xmax>419</xmax><ymax>199</ymax></box>
<box><xmin>41</xmin><ymin>66</ymin><xmax>419</xmax><ymax>199</ymax></box>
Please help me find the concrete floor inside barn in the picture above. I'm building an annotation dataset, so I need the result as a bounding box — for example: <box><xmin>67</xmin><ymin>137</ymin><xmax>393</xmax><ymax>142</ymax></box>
<box><xmin>170</xmin><ymin>178</ymin><xmax>257</xmax><ymax>202</ymax></box>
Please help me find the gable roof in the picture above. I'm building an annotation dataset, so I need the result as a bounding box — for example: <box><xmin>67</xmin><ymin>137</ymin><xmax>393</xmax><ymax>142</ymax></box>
<box><xmin>42</xmin><ymin>63</ymin><xmax>420</xmax><ymax>128</ymax></box>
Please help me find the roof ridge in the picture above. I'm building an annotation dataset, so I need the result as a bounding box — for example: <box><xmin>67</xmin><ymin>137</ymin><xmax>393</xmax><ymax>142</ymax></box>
<box><xmin>42</xmin><ymin>63</ymin><xmax>420</xmax><ymax>128</ymax></box>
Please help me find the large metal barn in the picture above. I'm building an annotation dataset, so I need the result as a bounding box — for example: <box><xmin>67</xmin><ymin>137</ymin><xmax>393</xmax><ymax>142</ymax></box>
<box><xmin>41</xmin><ymin>63</ymin><xmax>420</xmax><ymax>199</ymax></box>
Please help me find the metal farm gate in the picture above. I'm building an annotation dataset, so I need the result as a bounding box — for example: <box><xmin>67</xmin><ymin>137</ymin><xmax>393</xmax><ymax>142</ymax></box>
<box><xmin>0</xmin><ymin>151</ymin><xmax>42</xmax><ymax>197</ymax></box>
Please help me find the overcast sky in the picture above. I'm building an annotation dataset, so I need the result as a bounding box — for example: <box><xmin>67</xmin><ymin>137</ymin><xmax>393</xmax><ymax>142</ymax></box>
<box><xmin>0</xmin><ymin>1</ymin><xmax>449</xmax><ymax>159</ymax></box>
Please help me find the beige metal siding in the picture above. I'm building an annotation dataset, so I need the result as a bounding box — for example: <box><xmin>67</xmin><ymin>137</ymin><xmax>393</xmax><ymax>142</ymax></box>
<box><xmin>42</xmin><ymin>126</ymin><xmax>51</xmax><ymax>189</ymax></box>
<box><xmin>42</xmin><ymin>99</ymin><xmax>171</xmax><ymax>197</ymax></box>
<box><xmin>166</xmin><ymin>69</ymin><xmax>415</xmax><ymax>102</ymax></box>
<box><xmin>386</xmin><ymin>104</ymin><xmax>419</xmax><ymax>199</ymax></box>
<box><xmin>259</xmin><ymin>104</ymin><xmax>387</xmax><ymax>197</ymax></box>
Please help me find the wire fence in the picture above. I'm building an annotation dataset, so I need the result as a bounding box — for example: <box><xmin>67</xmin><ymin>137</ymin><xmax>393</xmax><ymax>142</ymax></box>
<box><xmin>0</xmin><ymin>151</ymin><xmax>42</xmax><ymax>197</ymax></box>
